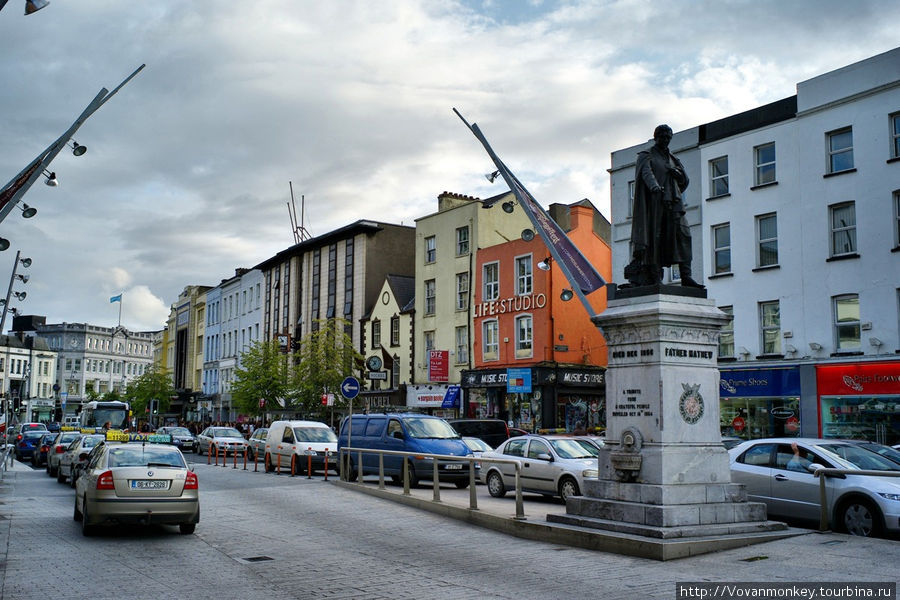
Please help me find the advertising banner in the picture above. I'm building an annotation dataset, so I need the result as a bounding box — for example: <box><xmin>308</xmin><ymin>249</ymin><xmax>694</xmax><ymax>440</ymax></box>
<box><xmin>428</xmin><ymin>350</ymin><xmax>449</xmax><ymax>382</ymax></box>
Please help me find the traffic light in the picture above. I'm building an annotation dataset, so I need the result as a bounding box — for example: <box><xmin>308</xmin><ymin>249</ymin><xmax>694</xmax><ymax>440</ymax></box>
<box><xmin>150</xmin><ymin>399</ymin><xmax>159</xmax><ymax>414</ymax></box>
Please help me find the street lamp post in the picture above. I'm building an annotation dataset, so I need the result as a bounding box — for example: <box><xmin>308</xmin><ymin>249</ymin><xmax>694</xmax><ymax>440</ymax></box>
<box><xmin>0</xmin><ymin>251</ymin><xmax>31</xmax><ymax>335</ymax></box>
<box><xmin>0</xmin><ymin>64</ymin><xmax>145</xmax><ymax>243</ymax></box>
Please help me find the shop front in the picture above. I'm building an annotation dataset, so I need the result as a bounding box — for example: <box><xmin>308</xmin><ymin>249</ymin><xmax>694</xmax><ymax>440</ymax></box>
<box><xmin>816</xmin><ymin>361</ymin><xmax>900</xmax><ymax>446</ymax></box>
<box><xmin>718</xmin><ymin>366</ymin><xmax>802</xmax><ymax>441</ymax></box>
<box><xmin>358</xmin><ymin>388</ymin><xmax>405</xmax><ymax>414</ymax></box>
<box><xmin>460</xmin><ymin>364</ymin><xmax>605</xmax><ymax>433</ymax></box>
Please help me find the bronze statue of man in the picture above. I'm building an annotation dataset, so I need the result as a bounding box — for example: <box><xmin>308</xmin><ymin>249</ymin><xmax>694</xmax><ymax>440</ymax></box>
<box><xmin>625</xmin><ymin>124</ymin><xmax>703</xmax><ymax>288</ymax></box>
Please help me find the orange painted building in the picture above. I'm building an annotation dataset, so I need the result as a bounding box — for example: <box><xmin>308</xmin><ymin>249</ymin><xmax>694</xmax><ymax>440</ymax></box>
<box><xmin>462</xmin><ymin>200</ymin><xmax>612</xmax><ymax>433</ymax></box>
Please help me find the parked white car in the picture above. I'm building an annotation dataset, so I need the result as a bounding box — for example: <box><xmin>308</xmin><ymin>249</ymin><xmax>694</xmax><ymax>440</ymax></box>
<box><xmin>480</xmin><ymin>434</ymin><xmax>599</xmax><ymax>502</ymax></box>
<box><xmin>264</xmin><ymin>420</ymin><xmax>338</xmax><ymax>475</ymax></box>
<box><xmin>194</xmin><ymin>426</ymin><xmax>249</xmax><ymax>456</ymax></box>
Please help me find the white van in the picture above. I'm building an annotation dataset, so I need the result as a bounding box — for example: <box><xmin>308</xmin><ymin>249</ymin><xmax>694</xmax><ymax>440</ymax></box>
<box><xmin>264</xmin><ymin>420</ymin><xmax>339</xmax><ymax>475</ymax></box>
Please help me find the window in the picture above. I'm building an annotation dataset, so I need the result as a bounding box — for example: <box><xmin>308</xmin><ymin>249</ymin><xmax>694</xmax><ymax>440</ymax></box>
<box><xmin>718</xmin><ymin>306</ymin><xmax>734</xmax><ymax>359</ymax></box>
<box><xmin>424</xmin><ymin>280</ymin><xmax>436</xmax><ymax>315</ymax></box>
<box><xmin>423</xmin><ymin>330</ymin><xmax>435</xmax><ymax>363</ymax></box>
<box><xmin>455</xmin><ymin>272</ymin><xmax>469</xmax><ymax>311</ymax></box>
<box><xmin>827</xmin><ymin>127</ymin><xmax>853</xmax><ymax>173</ymax></box>
<box><xmin>759</xmin><ymin>301</ymin><xmax>781</xmax><ymax>355</ymax></box>
<box><xmin>892</xmin><ymin>113</ymin><xmax>900</xmax><ymax>159</ymax></box>
<box><xmin>627</xmin><ymin>180</ymin><xmax>635</xmax><ymax>219</ymax></box>
<box><xmin>754</xmin><ymin>142</ymin><xmax>776</xmax><ymax>185</ymax></box>
<box><xmin>894</xmin><ymin>190</ymin><xmax>900</xmax><ymax>247</ymax></box>
<box><xmin>756</xmin><ymin>213</ymin><xmax>778</xmax><ymax>267</ymax></box>
<box><xmin>710</xmin><ymin>156</ymin><xmax>729</xmax><ymax>197</ymax></box>
<box><xmin>483</xmin><ymin>262</ymin><xmax>499</xmax><ymax>301</ymax></box>
<box><xmin>456</xmin><ymin>226</ymin><xmax>469</xmax><ymax>256</ymax></box>
<box><xmin>712</xmin><ymin>223</ymin><xmax>731</xmax><ymax>274</ymax></box>
<box><xmin>371</xmin><ymin>319</ymin><xmax>381</xmax><ymax>349</ymax></box>
<box><xmin>830</xmin><ymin>202</ymin><xmax>857</xmax><ymax>256</ymax></box>
<box><xmin>482</xmin><ymin>320</ymin><xmax>498</xmax><ymax>361</ymax></box>
<box><xmin>515</xmin><ymin>255</ymin><xmax>532</xmax><ymax>295</ymax></box>
<box><xmin>455</xmin><ymin>326</ymin><xmax>468</xmax><ymax>364</ymax></box>
<box><xmin>390</xmin><ymin>316</ymin><xmax>400</xmax><ymax>346</ymax></box>
<box><xmin>515</xmin><ymin>315</ymin><xmax>532</xmax><ymax>358</ymax></box>
<box><xmin>425</xmin><ymin>236</ymin><xmax>436</xmax><ymax>263</ymax></box>
<box><xmin>833</xmin><ymin>294</ymin><xmax>860</xmax><ymax>351</ymax></box>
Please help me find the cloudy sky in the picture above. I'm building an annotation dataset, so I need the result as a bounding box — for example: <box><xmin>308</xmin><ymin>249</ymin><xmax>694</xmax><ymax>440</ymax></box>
<box><xmin>1</xmin><ymin>0</ymin><xmax>898</xmax><ymax>332</ymax></box>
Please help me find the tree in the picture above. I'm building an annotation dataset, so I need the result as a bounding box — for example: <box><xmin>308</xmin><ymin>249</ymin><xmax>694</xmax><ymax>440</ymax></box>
<box><xmin>125</xmin><ymin>366</ymin><xmax>176</xmax><ymax>417</ymax></box>
<box><xmin>232</xmin><ymin>339</ymin><xmax>288</xmax><ymax>418</ymax></box>
<box><xmin>290</xmin><ymin>318</ymin><xmax>362</xmax><ymax>419</ymax></box>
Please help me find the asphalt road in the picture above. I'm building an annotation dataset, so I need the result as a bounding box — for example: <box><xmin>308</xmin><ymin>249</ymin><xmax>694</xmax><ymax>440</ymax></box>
<box><xmin>2</xmin><ymin>455</ymin><xmax>899</xmax><ymax>600</ymax></box>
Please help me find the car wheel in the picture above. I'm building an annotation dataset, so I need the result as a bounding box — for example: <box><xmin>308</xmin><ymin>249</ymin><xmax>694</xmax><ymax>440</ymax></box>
<box><xmin>559</xmin><ymin>476</ymin><xmax>580</xmax><ymax>502</ymax></box>
<box><xmin>487</xmin><ymin>471</ymin><xmax>506</xmax><ymax>498</ymax></box>
<box><xmin>197</xmin><ymin>443</ymin><xmax>204</xmax><ymax>456</ymax></box>
<box><xmin>247</xmin><ymin>448</ymin><xmax>255</xmax><ymax>461</ymax></box>
<box><xmin>50</xmin><ymin>464</ymin><xmax>57</xmax><ymax>477</ymax></box>
<box><xmin>407</xmin><ymin>467</ymin><xmax>420</xmax><ymax>488</ymax></box>
<box><xmin>70</xmin><ymin>471</ymin><xmax>78</xmax><ymax>488</ymax></box>
<box><xmin>81</xmin><ymin>495</ymin><xmax>95</xmax><ymax>536</ymax></box>
<box><xmin>57</xmin><ymin>468</ymin><xmax>67</xmax><ymax>484</ymax></box>
<box><xmin>454</xmin><ymin>480</ymin><xmax>470</xmax><ymax>489</ymax></box>
<box><xmin>838</xmin><ymin>498</ymin><xmax>883</xmax><ymax>537</ymax></box>
<box><xmin>179</xmin><ymin>523</ymin><xmax>196</xmax><ymax>535</ymax></box>
<box><xmin>73</xmin><ymin>496</ymin><xmax>82</xmax><ymax>522</ymax></box>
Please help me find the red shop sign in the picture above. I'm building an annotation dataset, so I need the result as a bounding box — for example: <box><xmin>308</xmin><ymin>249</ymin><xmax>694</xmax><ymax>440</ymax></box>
<box><xmin>816</xmin><ymin>362</ymin><xmax>900</xmax><ymax>396</ymax></box>
<box><xmin>731</xmin><ymin>416</ymin><xmax>745</xmax><ymax>432</ymax></box>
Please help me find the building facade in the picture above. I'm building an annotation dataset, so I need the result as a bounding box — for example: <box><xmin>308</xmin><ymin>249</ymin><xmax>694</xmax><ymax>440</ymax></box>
<box><xmin>462</xmin><ymin>200</ymin><xmax>612</xmax><ymax>432</ymax></box>
<box><xmin>609</xmin><ymin>47</ymin><xmax>900</xmax><ymax>445</ymax></box>
<box><xmin>162</xmin><ymin>285</ymin><xmax>211</xmax><ymax>422</ymax></box>
<box><xmin>1</xmin><ymin>331</ymin><xmax>57</xmax><ymax>423</ymax></box>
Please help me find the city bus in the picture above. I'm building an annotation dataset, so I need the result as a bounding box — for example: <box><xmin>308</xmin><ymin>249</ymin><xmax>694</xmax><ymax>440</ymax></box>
<box><xmin>79</xmin><ymin>400</ymin><xmax>131</xmax><ymax>431</ymax></box>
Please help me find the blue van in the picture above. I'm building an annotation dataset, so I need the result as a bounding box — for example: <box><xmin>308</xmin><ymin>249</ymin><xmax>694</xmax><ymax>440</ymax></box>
<box><xmin>338</xmin><ymin>413</ymin><xmax>475</xmax><ymax>488</ymax></box>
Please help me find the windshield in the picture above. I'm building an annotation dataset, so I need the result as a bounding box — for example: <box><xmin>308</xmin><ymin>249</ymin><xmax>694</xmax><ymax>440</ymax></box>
<box><xmin>90</xmin><ymin>408</ymin><xmax>129</xmax><ymax>429</ymax></box>
<box><xmin>213</xmin><ymin>428</ymin><xmax>243</xmax><ymax>438</ymax></box>
<box><xmin>167</xmin><ymin>428</ymin><xmax>192</xmax><ymax>436</ymax></box>
<box><xmin>403</xmin><ymin>417</ymin><xmax>460</xmax><ymax>439</ymax></box>
<box><xmin>293</xmin><ymin>427</ymin><xmax>338</xmax><ymax>443</ymax></box>
<box><xmin>82</xmin><ymin>435</ymin><xmax>105</xmax><ymax>449</ymax></box>
<box><xmin>819</xmin><ymin>444</ymin><xmax>900</xmax><ymax>472</ymax></box>
<box><xmin>463</xmin><ymin>438</ymin><xmax>492</xmax><ymax>452</ymax></box>
<box><xmin>108</xmin><ymin>446</ymin><xmax>186</xmax><ymax>468</ymax></box>
<box><xmin>60</xmin><ymin>432</ymin><xmax>82</xmax><ymax>443</ymax></box>
<box><xmin>550</xmin><ymin>438</ymin><xmax>598</xmax><ymax>459</ymax></box>
<box><xmin>855</xmin><ymin>442</ymin><xmax>900</xmax><ymax>466</ymax></box>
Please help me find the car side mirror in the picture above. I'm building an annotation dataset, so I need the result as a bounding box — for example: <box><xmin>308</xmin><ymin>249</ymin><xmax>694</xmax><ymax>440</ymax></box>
<box><xmin>806</xmin><ymin>463</ymin><xmax>823</xmax><ymax>474</ymax></box>
<box><xmin>537</xmin><ymin>453</ymin><xmax>553</xmax><ymax>461</ymax></box>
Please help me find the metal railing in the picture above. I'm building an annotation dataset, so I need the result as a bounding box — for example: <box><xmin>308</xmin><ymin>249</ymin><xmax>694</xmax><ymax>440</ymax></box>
<box><xmin>339</xmin><ymin>446</ymin><xmax>526</xmax><ymax>520</ymax></box>
<box><xmin>812</xmin><ymin>467</ymin><xmax>900</xmax><ymax>531</ymax></box>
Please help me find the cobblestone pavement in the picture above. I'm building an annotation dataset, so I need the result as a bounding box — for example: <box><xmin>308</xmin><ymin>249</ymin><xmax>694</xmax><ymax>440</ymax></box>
<box><xmin>2</xmin><ymin>457</ymin><xmax>899</xmax><ymax>600</ymax></box>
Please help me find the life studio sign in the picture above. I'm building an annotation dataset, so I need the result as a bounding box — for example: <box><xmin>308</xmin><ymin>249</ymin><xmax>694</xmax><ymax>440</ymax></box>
<box><xmin>473</xmin><ymin>293</ymin><xmax>546</xmax><ymax>318</ymax></box>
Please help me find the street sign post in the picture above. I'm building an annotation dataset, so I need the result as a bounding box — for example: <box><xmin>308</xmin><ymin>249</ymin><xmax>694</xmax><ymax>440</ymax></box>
<box><xmin>341</xmin><ymin>376</ymin><xmax>360</xmax><ymax>400</ymax></box>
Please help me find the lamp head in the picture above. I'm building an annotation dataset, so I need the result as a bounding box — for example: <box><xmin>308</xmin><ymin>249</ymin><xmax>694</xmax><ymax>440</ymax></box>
<box><xmin>19</xmin><ymin>257</ymin><xmax>31</xmax><ymax>268</ymax></box>
<box><xmin>20</xmin><ymin>204</ymin><xmax>37</xmax><ymax>219</ymax></box>
<box><xmin>0</xmin><ymin>238</ymin><xmax>9</xmax><ymax>252</ymax></box>
<box><xmin>485</xmin><ymin>170</ymin><xmax>500</xmax><ymax>183</ymax></box>
<box><xmin>16</xmin><ymin>274</ymin><xmax>29</xmax><ymax>283</ymax></box>
<box><xmin>44</xmin><ymin>171</ymin><xmax>58</xmax><ymax>187</ymax></box>
<box><xmin>13</xmin><ymin>291</ymin><xmax>26</xmax><ymax>301</ymax></box>
<box><xmin>560</xmin><ymin>289</ymin><xmax>574</xmax><ymax>302</ymax></box>
<box><xmin>69</xmin><ymin>140</ymin><xmax>87</xmax><ymax>156</ymax></box>
<box><xmin>521</xmin><ymin>229</ymin><xmax>535</xmax><ymax>242</ymax></box>
<box><xmin>25</xmin><ymin>0</ymin><xmax>50</xmax><ymax>15</ymax></box>
<box><xmin>501</xmin><ymin>201</ymin><xmax>515</xmax><ymax>214</ymax></box>
<box><xmin>537</xmin><ymin>258</ymin><xmax>551</xmax><ymax>271</ymax></box>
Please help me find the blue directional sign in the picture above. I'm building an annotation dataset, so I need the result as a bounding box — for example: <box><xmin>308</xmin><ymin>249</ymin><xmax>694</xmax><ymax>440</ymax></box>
<box><xmin>341</xmin><ymin>376</ymin><xmax>360</xmax><ymax>400</ymax></box>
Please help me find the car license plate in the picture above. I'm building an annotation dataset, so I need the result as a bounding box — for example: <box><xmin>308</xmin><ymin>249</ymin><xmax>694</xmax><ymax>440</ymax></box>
<box><xmin>445</xmin><ymin>463</ymin><xmax>463</xmax><ymax>470</ymax></box>
<box><xmin>132</xmin><ymin>480</ymin><xmax>169</xmax><ymax>490</ymax></box>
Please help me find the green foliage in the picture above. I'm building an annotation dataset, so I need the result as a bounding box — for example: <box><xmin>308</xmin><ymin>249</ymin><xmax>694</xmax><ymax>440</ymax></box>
<box><xmin>125</xmin><ymin>365</ymin><xmax>176</xmax><ymax>416</ymax></box>
<box><xmin>289</xmin><ymin>318</ymin><xmax>362</xmax><ymax>419</ymax></box>
<box><xmin>232</xmin><ymin>339</ymin><xmax>288</xmax><ymax>417</ymax></box>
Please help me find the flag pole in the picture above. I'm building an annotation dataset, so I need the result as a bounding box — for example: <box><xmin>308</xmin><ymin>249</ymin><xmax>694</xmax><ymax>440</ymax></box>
<box><xmin>118</xmin><ymin>293</ymin><xmax>122</xmax><ymax>327</ymax></box>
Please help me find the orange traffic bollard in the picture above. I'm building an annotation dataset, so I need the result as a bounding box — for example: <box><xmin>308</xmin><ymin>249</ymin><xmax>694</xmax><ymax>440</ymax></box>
<box><xmin>221</xmin><ymin>445</ymin><xmax>227</xmax><ymax>467</ymax></box>
<box><xmin>207</xmin><ymin>444</ymin><xmax>211</xmax><ymax>465</ymax></box>
<box><xmin>276</xmin><ymin>453</ymin><xmax>281</xmax><ymax>474</ymax></box>
<box><xmin>233</xmin><ymin>447</ymin><xmax>238</xmax><ymax>469</ymax></box>
<box><xmin>290</xmin><ymin>454</ymin><xmax>296</xmax><ymax>477</ymax></box>
<box><xmin>307</xmin><ymin>447</ymin><xmax>312</xmax><ymax>479</ymax></box>
<box><xmin>323</xmin><ymin>449</ymin><xmax>329</xmax><ymax>481</ymax></box>
<box><xmin>243</xmin><ymin>448</ymin><xmax>248</xmax><ymax>470</ymax></box>
<box><xmin>254</xmin><ymin>449</ymin><xmax>259</xmax><ymax>472</ymax></box>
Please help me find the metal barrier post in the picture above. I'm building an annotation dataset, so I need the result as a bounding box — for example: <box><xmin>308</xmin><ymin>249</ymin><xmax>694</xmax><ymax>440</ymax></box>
<box><xmin>357</xmin><ymin>450</ymin><xmax>364</xmax><ymax>483</ymax></box>
<box><xmin>378</xmin><ymin>453</ymin><xmax>385</xmax><ymax>490</ymax></box>
<box><xmin>432</xmin><ymin>460</ymin><xmax>441</xmax><ymax>502</ymax></box>
<box><xmin>514</xmin><ymin>466</ymin><xmax>525</xmax><ymax>520</ymax></box>
<box><xmin>207</xmin><ymin>444</ymin><xmax>211</xmax><ymax>465</ymax></box>
<box><xmin>403</xmin><ymin>457</ymin><xmax>410</xmax><ymax>495</ymax></box>
<box><xmin>469</xmin><ymin>457</ymin><xmax>477</xmax><ymax>510</ymax></box>
<box><xmin>307</xmin><ymin>448</ymin><xmax>312</xmax><ymax>479</ymax></box>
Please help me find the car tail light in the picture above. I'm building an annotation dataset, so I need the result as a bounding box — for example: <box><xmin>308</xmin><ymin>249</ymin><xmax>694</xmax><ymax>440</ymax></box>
<box><xmin>56</xmin><ymin>446</ymin><xmax>66</xmax><ymax>454</ymax></box>
<box><xmin>16</xmin><ymin>434</ymin><xmax>22</xmax><ymax>442</ymax></box>
<box><xmin>96</xmin><ymin>470</ymin><xmax>115</xmax><ymax>490</ymax></box>
<box><xmin>184</xmin><ymin>471</ymin><xmax>198</xmax><ymax>490</ymax></box>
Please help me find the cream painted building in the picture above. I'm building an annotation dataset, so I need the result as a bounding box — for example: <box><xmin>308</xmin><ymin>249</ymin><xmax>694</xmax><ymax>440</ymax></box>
<box><xmin>162</xmin><ymin>285</ymin><xmax>211</xmax><ymax>422</ymax></box>
<box><xmin>412</xmin><ymin>191</ymin><xmax>531</xmax><ymax>401</ymax></box>
<box><xmin>359</xmin><ymin>275</ymin><xmax>414</xmax><ymax>410</ymax></box>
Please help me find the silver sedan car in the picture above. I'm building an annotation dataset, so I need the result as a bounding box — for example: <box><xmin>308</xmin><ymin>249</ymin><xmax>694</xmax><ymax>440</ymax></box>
<box><xmin>480</xmin><ymin>434</ymin><xmax>599</xmax><ymax>502</ymax></box>
<box><xmin>74</xmin><ymin>442</ymin><xmax>199</xmax><ymax>536</ymax></box>
<box><xmin>729</xmin><ymin>437</ymin><xmax>900</xmax><ymax>537</ymax></box>
<box><xmin>57</xmin><ymin>434</ymin><xmax>105</xmax><ymax>486</ymax></box>
<box><xmin>194</xmin><ymin>426</ymin><xmax>250</xmax><ymax>456</ymax></box>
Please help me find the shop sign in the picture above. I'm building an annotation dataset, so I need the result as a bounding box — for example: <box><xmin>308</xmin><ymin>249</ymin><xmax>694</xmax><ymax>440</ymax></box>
<box><xmin>407</xmin><ymin>385</ymin><xmax>449</xmax><ymax>407</ymax></box>
<box><xmin>816</xmin><ymin>362</ymin><xmax>900</xmax><ymax>395</ymax></box>
<box><xmin>731</xmin><ymin>416</ymin><xmax>745</xmax><ymax>432</ymax></box>
<box><xmin>442</xmin><ymin>385</ymin><xmax>461</xmax><ymax>408</ymax></box>
<box><xmin>507</xmin><ymin>368</ymin><xmax>532</xmax><ymax>393</ymax></box>
<box><xmin>462</xmin><ymin>370</ymin><xmax>508</xmax><ymax>387</ymax></box>
<box><xmin>428</xmin><ymin>350</ymin><xmax>449</xmax><ymax>382</ymax></box>
<box><xmin>558</xmin><ymin>368</ymin><xmax>605</xmax><ymax>386</ymax></box>
<box><xmin>473</xmin><ymin>293</ymin><xmax>546</xmax><ymax>318</ymax></box>
<box><xmin>785</xmin><ymin>416</ymin><xmax>799</xmax><ymax>433</ymax></box>
<box><xmin>719</xmin><ymin>367</ymin><xmax>801</xmax><ymax>397</ymax></box>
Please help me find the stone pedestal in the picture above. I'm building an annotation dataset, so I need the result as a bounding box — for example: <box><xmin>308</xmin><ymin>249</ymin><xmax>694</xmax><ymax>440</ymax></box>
<box><xmin>547</xmin><ymin>290</ymin><xmax>789</xmax><ymax>550</ymax></box>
